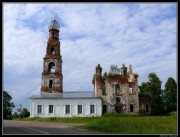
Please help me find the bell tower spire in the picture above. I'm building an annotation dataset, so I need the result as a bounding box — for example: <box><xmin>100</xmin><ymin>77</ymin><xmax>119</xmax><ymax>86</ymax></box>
<box><xmin>41</xmin><ymin>18</ymin><xmax>63</xmax><ymax>93</ymax></box>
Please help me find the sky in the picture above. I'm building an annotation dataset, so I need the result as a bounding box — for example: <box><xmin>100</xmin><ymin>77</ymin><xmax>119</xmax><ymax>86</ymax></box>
<box><xmin>3</xmin><ymin>3</ymin><xmax>177</xmax><ymax>112</ymax></box>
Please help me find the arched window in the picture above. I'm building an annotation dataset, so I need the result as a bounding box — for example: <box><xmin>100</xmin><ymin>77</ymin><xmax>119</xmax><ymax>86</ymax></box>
<box><xmin>130</xmin><ymin>104</ymin><xmax>133</xmax><ymax>112</ymax></box>
<box><xmin>116</xmin><ymin>98</ymin><xmax>121</xmax><ymax>103</ymax></box>
<box><xmin>49</xmin><ymin>80</ymin><xmax>53</xmax><ymax>88</ymax></box>
<box><xmin>50</xmin><ymin>47</ymin><xmax>55</xmax><ymax>54</ymax></box>
<box><xmin>48</xmin><ymin>62</ymin><xmax>55</xmax><ymax>73</ymax></box>
<box><xmin>129</xmin><ymin>83</ymin><xmax>133</xmax><ymax>94</ymax></box>
<box><xmin>115</xmin><ymin>84</ymin><xmax>120</xmax><ymax>94</ymax></box>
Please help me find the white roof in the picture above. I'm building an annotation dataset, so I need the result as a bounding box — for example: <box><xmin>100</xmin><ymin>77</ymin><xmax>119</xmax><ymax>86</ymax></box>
<box><xmin>30</xmin><ymin>91</ymin><xmax>100</xmax><ymax>99</ymax></box>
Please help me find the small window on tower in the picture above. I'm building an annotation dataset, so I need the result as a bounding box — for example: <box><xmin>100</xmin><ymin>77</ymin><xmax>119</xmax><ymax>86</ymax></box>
<box><xmin>50</xmin><ymin>47</ymin><xmax>55</xmax><ymax>54</ymax></box>
<box><xmin>49</xmin><ymin>80</ymin><xmax>53</xmax><ymax>88</ymax></box>
<box><xmin>48</xmin><ymin>62</ymin><xmax>55</xmax><ymax>73</ymax></box>
<box><xmin>129</xmin><ymin>83</ymin><xmax>133</xmax><ymax>94</ymax></box>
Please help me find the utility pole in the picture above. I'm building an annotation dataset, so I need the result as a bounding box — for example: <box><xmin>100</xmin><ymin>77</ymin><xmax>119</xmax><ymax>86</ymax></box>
<box><xmin>18</xmin><ymin>104</ymin><xmax>22</xmax><ymax>118</ymax></box>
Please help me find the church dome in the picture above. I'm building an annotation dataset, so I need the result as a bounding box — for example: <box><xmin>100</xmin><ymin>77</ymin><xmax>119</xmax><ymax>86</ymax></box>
<box><xmin>48</xmin><ymin>19</ymin><xmax>60</xmax><ymax>31</ymax></box>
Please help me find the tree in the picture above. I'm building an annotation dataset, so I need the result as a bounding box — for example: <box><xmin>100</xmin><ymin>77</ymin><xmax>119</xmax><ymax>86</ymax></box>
<box><xmin>3</xmin><ymin>91</ymin><xmax>15</xmax><ymax>119</ymax></box>
<box><xmin>139</xmin><ymin>73</ymin><xmax>165</xmax><ymax>115</ymax></box>
<box><xmin>12</xmin><ymin>112</ymin><xmax>19</xmax><ymax>119</ymax></box>
<box><xmin>163</xmin><ymin>77</ymin><xmax>177</xmax><ymax>113</ymax></box>
<box><xmin>107</xmin><ymin>64</ymin><xmax>120</xmax><ymax>77</ymax></box>
<box><xmin>109</xmin><ymin>64</ymin><xmax>119</xmax><ymax>74</ymax></box>
<box><xmin>138</xmin><ymin>82</ymin><xmax>149</xmax><ymax>95</ymax></box>
<box><xmin>19</xmin><ymin>108</ymin><xmax>30</xmax><ymax>118</ymax></box>
<box><xmin>102</xmin><ymin>72</ymin><xmax>107</xmax><ymax>80</ymax></box>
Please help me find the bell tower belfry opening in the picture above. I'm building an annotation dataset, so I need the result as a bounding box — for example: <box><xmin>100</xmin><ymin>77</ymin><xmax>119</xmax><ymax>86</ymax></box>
<box><xmin>41</xmin><ymin>19</ymin><xmax>63</xmax><ymax>93</ymax></box>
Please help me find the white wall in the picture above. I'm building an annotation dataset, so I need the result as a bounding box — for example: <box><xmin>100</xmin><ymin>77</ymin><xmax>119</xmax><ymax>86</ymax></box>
<box><xmin>30</xmin><ymin>98</ymin><xmax>102</xmax><ymax>117</ymax></box>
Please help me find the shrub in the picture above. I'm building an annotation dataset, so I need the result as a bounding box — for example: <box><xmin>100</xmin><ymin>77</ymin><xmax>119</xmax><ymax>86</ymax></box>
<box><xmin>133</xmin><ymin>73</ymin><xmax>139</xmax><ymax>77</ymax></box>
<box><xmin>50</xmin><ymin>117</ymin><xmax>56</xmax><ymax>120</ymax></box>
<box><xmin>102</xmin><ymin>112</ymin><xmax>119</xmax><ymax>117</ymax></box>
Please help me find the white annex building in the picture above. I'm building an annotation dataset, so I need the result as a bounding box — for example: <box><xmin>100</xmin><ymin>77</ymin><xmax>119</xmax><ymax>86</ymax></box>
<box><xmin>30</xmin><ymin>92</ymin><xmax>102</xmax><ymax>117</ymax></box>
<box><xmin>30</xmin><ymin>19</ymin><xmax>151</xmax><ymax>117</ymax></box>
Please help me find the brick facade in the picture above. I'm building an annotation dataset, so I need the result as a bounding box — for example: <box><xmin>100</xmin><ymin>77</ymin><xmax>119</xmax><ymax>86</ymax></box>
<box><xmin>41</xmin><ymin>19</ymin><xmax>63</xmax><ymax>93</ymax></box>
<box><xmin>93</xmin><ymin>64</ymin><xmax>140</xmax><ymax>114</ymax></box>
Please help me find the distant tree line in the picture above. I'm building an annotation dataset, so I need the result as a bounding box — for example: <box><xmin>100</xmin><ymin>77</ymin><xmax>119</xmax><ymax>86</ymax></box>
<box><xmin>12</xmin><ymin>108</ymin><xmax>30</xmax><ymax>119</ymax></box>
<box><xmin>139</xmin><ymin>73</ymin><xmax>177</xmax><ymax>115</ymax></box>
<box><xmin>3</xmin><ymin>91</ymin><xmax>30</xmax><ymax>119</ymax></box>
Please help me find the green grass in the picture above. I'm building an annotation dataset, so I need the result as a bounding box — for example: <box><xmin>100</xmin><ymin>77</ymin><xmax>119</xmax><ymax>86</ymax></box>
<box><xmin>85</xmin><ymin>113</ymin><xmax>177</xmax><ymax>134</ymax></box>
<box><xmin>14</xmin><ymin>112</ymin><xmax>177</xmax><ymax>134</ymax></box>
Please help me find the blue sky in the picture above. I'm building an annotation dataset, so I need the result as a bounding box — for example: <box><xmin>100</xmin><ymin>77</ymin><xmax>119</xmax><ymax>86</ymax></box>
<box><xmin>3</xmin><ymin>3</ymin><xmax>177</xmax><ymax>112</ymax></box>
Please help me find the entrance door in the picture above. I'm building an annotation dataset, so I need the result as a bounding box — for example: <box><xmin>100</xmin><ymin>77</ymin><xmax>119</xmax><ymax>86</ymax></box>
<box><xmin>130</xmin><ymin>104</ymin><xmax>134</xmax><ymax>112</ymax></box>
<box><xmin>102</xmin><ymin>105</ymin><xmax>107</xmax><ymax>114</ymax></box>
<box><xmin>115</xmin><ymin>106</ymin><xmax>122</xmax><ymax>113</ymax></box>
<box><xmin>146</xmin><ymin>104</ymin><xmax>149</xmax><ymax>112</ymax></box>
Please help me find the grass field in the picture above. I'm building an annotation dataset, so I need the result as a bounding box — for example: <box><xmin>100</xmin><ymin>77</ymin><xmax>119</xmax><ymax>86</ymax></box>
<box><xmin>15</xmin><ymin>112</ymin><xmax>177</xmax><ymax>134</ymax></box>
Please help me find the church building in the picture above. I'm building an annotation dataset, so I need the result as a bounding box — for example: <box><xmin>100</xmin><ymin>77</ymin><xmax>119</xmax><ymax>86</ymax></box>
<box><xmin>92</xmin><ymin>64</ymin><xmax>139</xmax><ymax>114</ymax></box>
<box><xmin>29</xmin><ymin>19</ymin><xmax>151</xmax><ymax>117</ymax></box>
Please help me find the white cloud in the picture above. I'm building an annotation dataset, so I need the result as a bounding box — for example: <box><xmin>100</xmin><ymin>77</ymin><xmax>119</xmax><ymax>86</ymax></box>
<box><xmin>3</xmin><ymin>3</ymin><xmax>177</xmax><ymax>111</ymax></box>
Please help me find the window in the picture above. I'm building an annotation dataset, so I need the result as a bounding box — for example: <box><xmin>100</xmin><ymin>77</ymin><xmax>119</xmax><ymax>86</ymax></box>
<box><xmin>49</xmin><ymin>105</ymin><xmax>53</xmax><ymax>113</ymax></box>
<box><xmin>129</xmin><ymin>88</ymin><xmax>132</xmax><ymax>94</ymax></box>
<box><xmin>48</xmin><ymin>62</ymin><xmax>55</xmax><ymax>72</ymax></box>
<box><xmin>129</xmin><ymin>84</ymin><xmax>133</xmax><ymax>94</ymax></box>
<box><xmin>102</xmin><ymin>85</ymin><xmax>106</xmax><ymax>95</ymax></box>
<box><xmin>115</xmin><ymin>84</ymin><xmax>121</xmax><ymax>94</ymax></box>
<box><xmin>49</xmin><ymin>80</ymin><xmax>53</xmax><ymax>88</ymax></box>
<box><xmin>130</xmin><ymin>104</ymin><xmax>133</xmax><ymax>112</ymax></box>
<box><xmin>37</xmin><ymin>105</ymin><xmax>42</xmax><ymax>114</ymax></box>
<box><xmin>90</xmin><ymin>105</ymin><xmax>95</xmax><ymax>114</ymax></box>
<box><xmin>78</xmin><ymin>105</ymin><xmax>82</xmax><ymax>114</ymax></box>
<box><xmin>50</xmin><ymin>47</ymin><xmax>55</xmax><ymax>54</ymax></box>
<box><xmin>116</xmin><ymin>98</ymin><xmax>121</xmax><ymax>103</ymax></box>
<box><xmin>65</xmin><ymin>105</ymin><xmax>70</xmax><ymax>114</ymax></box>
